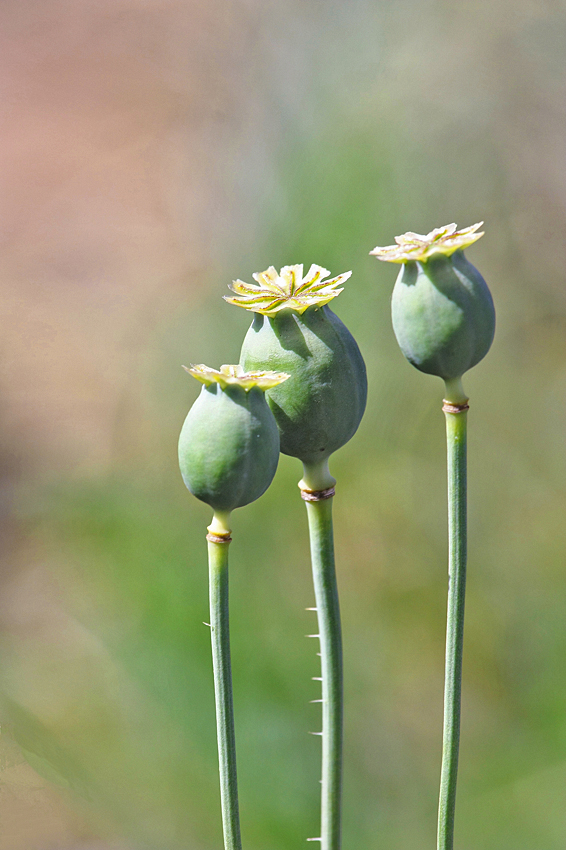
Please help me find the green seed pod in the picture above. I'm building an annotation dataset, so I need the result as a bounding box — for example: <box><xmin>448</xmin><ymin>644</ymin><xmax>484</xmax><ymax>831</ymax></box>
<box><xmin>178</xmin><ymin>364</ymin><xmax>289</xmax><ymax>512</ymax></box>
<box><xmin>224</xmin><ymin>264</ymin><xmax>367</xmax><ymax>468</ymax></box>
<box><xmin>371</xmin><ymin>223</ymin><xmax>495</xmax><ymax>381</ymax></box>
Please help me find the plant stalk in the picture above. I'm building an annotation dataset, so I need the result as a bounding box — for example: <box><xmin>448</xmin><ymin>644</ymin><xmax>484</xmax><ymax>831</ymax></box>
<box><xmin>437</xmin><ymin>384</ymin><xmax>468</xmax><ymax>850</ymax></box>
<box><xmin>302</xmin><ymin>470</ymin><xmax>343</xmax><ymax>850</ymax></box>
<box><xmin>207</xmin><ymin>513</ymin><xmax>242</xmax><ymax>850</ymax></box>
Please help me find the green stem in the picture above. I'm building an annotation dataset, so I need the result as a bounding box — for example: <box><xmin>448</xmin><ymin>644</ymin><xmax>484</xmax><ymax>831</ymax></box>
<box><xmin>303</xmin><ymin>471</ymin><xmax>342</xmax><ymax>850</ymax></box>
<box><xmin>437</xmin><ymin>391</ymin><xmax>468</xmax><ymax>850</ymax></box>
<box><xmin>207</xmin><ymin>514</ymin><xmax>242</xmax><ymax>850</ymax></box>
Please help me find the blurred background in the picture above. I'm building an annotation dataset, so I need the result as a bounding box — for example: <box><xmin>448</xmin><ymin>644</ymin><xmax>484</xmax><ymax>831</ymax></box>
<box><xmin>1</xmin><ymin>0</ymin><xmax>566</xmax><ymax>847</ymax></box>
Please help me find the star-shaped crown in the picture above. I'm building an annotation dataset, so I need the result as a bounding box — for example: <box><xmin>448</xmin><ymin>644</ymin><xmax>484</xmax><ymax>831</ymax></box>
<box><xmin>184</xmin><ymin>363</ymin><xmax>289</xmax><ymax>391</ymax></box>
<box><xmin>224</xmin><ymin>264</ymin><xmax>351</xmax><ymax>316</ymax></box>
<box><xmin>370</xmin><ymin>222</ymin><xmax>484</xmax><ymax>264</ymax></box>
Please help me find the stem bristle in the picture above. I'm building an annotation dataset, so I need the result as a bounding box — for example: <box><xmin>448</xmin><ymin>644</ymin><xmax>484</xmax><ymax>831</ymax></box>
<box><xmin>304</xmin><ymin>494</ymin><xmax>343</xmax><ymax>850</ymax></box>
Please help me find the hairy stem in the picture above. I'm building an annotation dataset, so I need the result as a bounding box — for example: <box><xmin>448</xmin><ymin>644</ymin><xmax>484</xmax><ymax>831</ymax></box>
<box><xmin>207</xmin><ymin>514</ymin><xmax>242</xmax><ymax>850</ymax></box>
<box><xmin>303</xmin><ymin>476</ymin><xmax>343</xmax><ymax>850</ymax></box>
<box><xmin>437</xmin><ymin>390</ymin><xmax>468</xmax><ymax>850</ymax></box>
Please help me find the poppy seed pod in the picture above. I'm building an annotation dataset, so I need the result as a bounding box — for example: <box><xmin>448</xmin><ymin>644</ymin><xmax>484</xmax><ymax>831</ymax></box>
<box><xmin>178</xmin><ymin>364</ymin><xmax>289</xmax><ymax>512</ymax></box>
<box><xmin>371</xmin><ymin>223</ymin><xmax>495</xmax><ymax>381</ymax></box>
<box><xmin>225</xmin><ymin>264</ymin><xmax>367</xmax><ymax>466</ymax></box>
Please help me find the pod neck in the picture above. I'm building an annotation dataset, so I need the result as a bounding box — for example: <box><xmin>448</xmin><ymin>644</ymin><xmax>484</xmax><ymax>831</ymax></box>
<box><xmin>208</xmin><ymin>510</ymin><xmax>233</xmax><ymax>537</ymax></box>
<box><xmin>299</xmin><ymin>458</ymin><xmax>336</xmax><ymax>492</ymax></box>
<box><xmin>443</xmin><ymin>377</ymin><xmax>468</xmax><ymax>406</ymax></box>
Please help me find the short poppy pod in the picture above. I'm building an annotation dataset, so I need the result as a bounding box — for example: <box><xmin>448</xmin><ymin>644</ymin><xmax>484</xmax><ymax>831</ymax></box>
<box><xmin>178</xmin><ymin>364</ymin><xmax>289</xmax><ymax>512</ymax></box>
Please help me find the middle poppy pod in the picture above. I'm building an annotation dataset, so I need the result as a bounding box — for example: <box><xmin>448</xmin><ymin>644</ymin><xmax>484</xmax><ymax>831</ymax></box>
<box><xmin>225</xmin><ymin>263</ymin><xmax>367</xmax><ymax>474</ymax></box>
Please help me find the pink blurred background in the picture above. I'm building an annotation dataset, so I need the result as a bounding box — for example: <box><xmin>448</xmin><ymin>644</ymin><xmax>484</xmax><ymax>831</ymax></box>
<box><xmin>2</xmin><ymin>1</ymin><xmax>566</xmax><ymax>848</ymax></box>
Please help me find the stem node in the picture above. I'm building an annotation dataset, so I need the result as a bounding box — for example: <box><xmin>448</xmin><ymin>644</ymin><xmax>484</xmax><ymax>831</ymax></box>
<box><xmin>301</xmin><ymin>486</ymin><xmax>336</xmax><ymax>502</ymax></box>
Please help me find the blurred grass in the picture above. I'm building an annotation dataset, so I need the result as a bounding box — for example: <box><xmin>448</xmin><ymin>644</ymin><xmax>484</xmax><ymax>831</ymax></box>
<box><xmin>3</xmin><ymin>0</ymin><xmax>566</xmax><ymax>848</ymax></box>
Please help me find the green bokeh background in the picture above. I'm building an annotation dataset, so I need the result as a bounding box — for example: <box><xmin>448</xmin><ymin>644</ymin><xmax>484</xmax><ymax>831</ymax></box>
<box><xmin>2</xmin><ymin>1</ymin><xmax>566</xmax><ymax>848</ymax></box>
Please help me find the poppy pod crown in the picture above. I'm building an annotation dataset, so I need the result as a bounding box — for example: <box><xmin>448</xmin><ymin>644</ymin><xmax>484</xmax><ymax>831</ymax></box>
<box><xmin>224</xmin><ymin>263</ymin><xmax>350</xmax><ymax>316</ymax></box>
